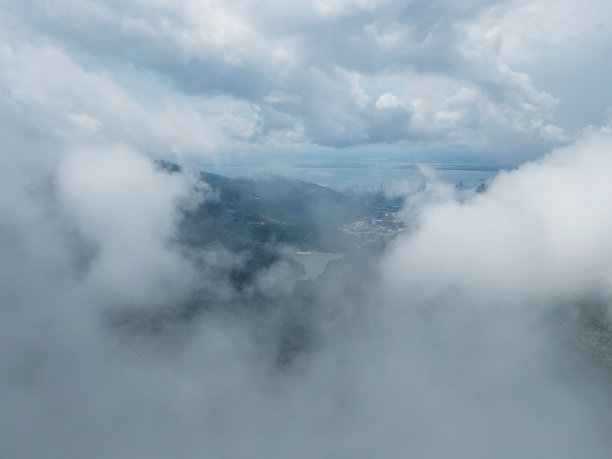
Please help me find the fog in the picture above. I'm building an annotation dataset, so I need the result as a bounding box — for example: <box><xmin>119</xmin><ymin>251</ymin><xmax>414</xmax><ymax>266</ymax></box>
<box><xmin>2</xmin><ymin>131</ymin><xmax>612</xmax><ymax>458</ymax></box>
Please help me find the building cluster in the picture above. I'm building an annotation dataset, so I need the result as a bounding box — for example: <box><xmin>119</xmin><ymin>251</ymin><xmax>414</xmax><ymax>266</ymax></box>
<box><xmin>340</xmin><ymin>214</ymin><xmax>404</xmax><ymax>245</ymax></box>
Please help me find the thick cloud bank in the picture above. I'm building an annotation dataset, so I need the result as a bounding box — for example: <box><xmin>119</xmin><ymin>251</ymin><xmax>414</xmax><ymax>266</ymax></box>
<box><xmin>1</xmin><ymin>131</ymin><xmax>612</xmax><ymax>458</ymax></box>
<box><xmin>385</xmin><ymin>130</ymin><xmax>612</xmax><ymax>305</ymax></box>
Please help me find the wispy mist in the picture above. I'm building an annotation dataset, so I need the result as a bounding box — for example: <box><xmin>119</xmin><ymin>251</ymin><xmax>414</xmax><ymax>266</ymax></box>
<box><xmin>1</xmin><ymin>130</ymin><xmax>612</xmax><ymax>458</ymax></box>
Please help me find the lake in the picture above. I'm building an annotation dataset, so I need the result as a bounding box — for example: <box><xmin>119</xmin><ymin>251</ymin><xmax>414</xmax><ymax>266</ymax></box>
<box><xmin>294</xmin><ymin>251</ymin><xmax>343</xmax><ymax>280</ymax></box>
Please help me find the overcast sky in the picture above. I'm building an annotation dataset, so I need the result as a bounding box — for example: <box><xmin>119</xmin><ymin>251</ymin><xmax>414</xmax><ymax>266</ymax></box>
<box><xmin>1</xmin><ymin>0</ymin><xmax>611</xmax><ymax>164</ymax></box>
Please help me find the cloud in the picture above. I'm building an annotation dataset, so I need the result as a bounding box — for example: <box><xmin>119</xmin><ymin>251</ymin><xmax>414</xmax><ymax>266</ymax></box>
<box><xmin>384</xmin><ymin>129</ymin><xmax>612</xmax><ymax>305</ymax></box>
<box><xmin>311</xmin><ymin>131</ymin><xmax>612</xmax><ymax>457</ymax></box>
<box><xmin>5</xmin><ymin>0</ymin><xmax>608</xmax><ymax>156</ymax></box>
<box><xmin>56</xmin><ymin>146</ymin><xmax>201</xmax><ymax>304</ymax></box>
<box><xmin>2</xmin><ymin>2</ymin><xmax>612</xmax><ymax>457</ymax></box>
<box><xmin>0</xmin><ymin>32</ymin><xmax>223</xmax><ymax>160</ymax></box>
<box><xmin>462</xmin><ymin>0</ymin><xmax>612</xmax><ymax>133</ymax></box>
<box><xmin>2</xmin><ymin>114</ymin><xmax>612</xmax><ymax>457</ymax></box>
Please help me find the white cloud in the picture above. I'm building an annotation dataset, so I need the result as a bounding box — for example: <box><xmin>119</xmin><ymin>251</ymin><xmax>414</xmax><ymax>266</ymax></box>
<box><xmin>384</xmin><ymin>129</ymin><xmax>612</xmax><ymax>305</ymax></box>
<box><xmin>264</xmin><ymin>90</ymin><xmax>303</xmax><ymax>106</ymax></box>
<box><xmin>3</xmin><ymin>2</ymin><xmax>612</xmax><ymax>457</ymax></box>
<box><xmin>375</xmin><ymin>92</ymin><xmax>401</xmax><ymax>109</ymax></box>
<box><xmin>3</xmin><ymin>0</ymin><xmax>608</xmax><ymax>156</ymax></box>
<box><xmin>0</xmin><ymin>35</ymin><xmax>223</xmax><ymax>160</ymax></box>
<box><xmin>2</xmin><ymin>73</ymin><xmax>612</xmax><ymax>457</ymax></box>
<box><xmin>57</xmin><ymin>146</ymin><xmax>198</xmax><ymax>304</ymax></box>
<box><xmin>463</xmin><ymin>0</ymin><xmax>612</xmax><ymax>132</ymax></box>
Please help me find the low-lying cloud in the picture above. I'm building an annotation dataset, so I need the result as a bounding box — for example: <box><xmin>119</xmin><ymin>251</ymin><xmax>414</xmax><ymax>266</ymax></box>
<box><xmin>2</xmin><ymin>128</ymin><xmax>612</xmax><ymax>458</ymax></box>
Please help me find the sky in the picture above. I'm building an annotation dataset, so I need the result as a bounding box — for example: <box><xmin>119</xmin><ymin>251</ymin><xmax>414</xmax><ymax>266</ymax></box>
<box><xmin>3</xmin><ymin>2</ymin><xmax>612</xmax><ymax>458</ymax></box>
<box><xmin>1</xmin><ymin>0</ymin><xmax>612</xmax><ymax>164</ymax></box>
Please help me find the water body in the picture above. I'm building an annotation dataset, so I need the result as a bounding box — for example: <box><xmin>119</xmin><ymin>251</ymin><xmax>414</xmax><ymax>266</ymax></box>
<box><xmin>294</xmin><ymin>252</ymin><xmax>343</xmax><ymax>280</ymax></box>
<box><xmin>203</xmin><ymin>163</ymin><xmax>500</xmax><ymax>191</ymax></box>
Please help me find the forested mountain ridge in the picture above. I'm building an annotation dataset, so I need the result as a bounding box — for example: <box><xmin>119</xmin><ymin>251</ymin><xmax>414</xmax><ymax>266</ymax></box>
<box><xmin>157</xmin><ymin>160</ymin><xmax>396</xmax><ymax>254</ymax></box>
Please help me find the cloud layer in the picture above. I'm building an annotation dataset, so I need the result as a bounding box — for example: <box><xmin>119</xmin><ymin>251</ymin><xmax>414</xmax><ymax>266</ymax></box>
<box><xmin>2</xmin><ymin>121</ymin><xmax>612</xmax><ymax>458</ymax></box>
<box><xmin>2</xmin><ymin>0</ymin><xmax>611</xmax><ymax>157</ymax></box>
<box><xmin>2</xmin><ymin>2</ymin><xmax>612</xmax><ymax>458</ymax></box>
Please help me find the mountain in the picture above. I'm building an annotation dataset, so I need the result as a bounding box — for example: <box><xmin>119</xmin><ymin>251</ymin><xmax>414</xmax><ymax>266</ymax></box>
<box><xmin>167</xmin><ymin>163</ymin><xmax>374</xmax><ymax>253</ymax></box>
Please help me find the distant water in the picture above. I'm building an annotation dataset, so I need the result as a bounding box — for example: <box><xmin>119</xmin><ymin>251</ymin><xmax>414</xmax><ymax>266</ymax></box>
<box><xmin>203</xmin><ymin>163</ymin><xmax>500</xmax><ymax>192</ymax></box>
